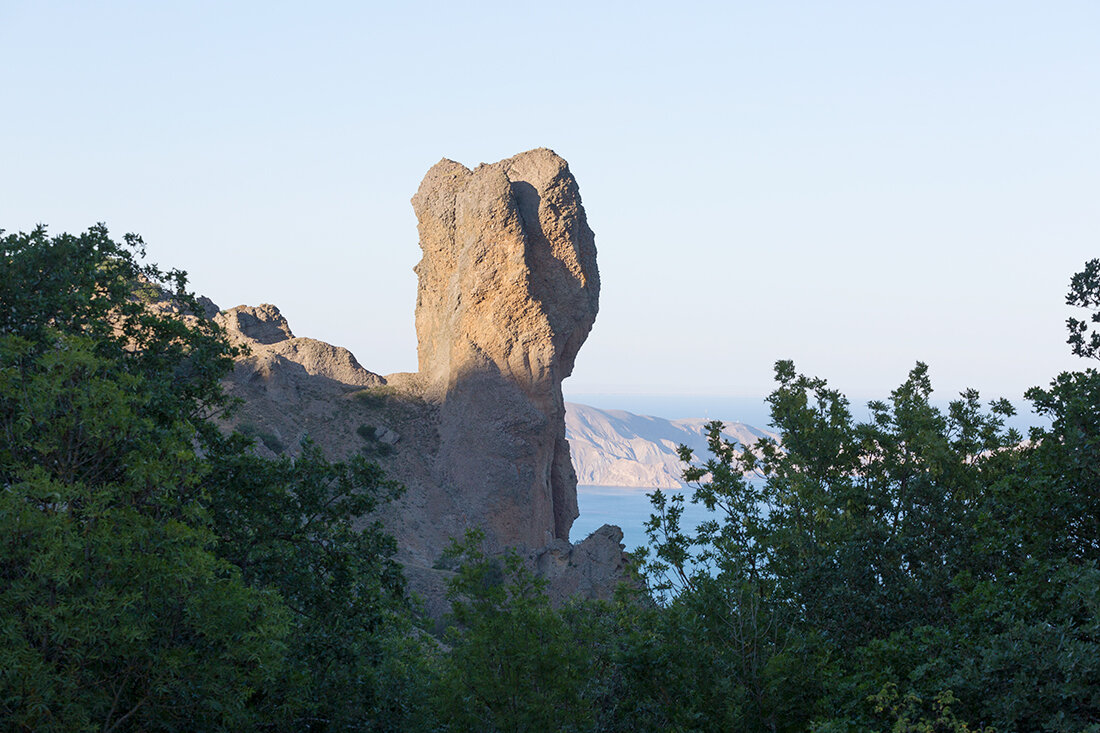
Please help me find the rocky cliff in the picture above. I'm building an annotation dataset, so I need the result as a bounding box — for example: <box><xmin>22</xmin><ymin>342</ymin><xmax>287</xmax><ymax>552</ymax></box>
<box><xmin>215</xmin><ymin>149</ymin><xmax>624</xmax><ymax>617</ymax></box>
<box><xmin>565</xmin><ymin>403</ymin><xmax>779</xmax><ymax>488</ymax></box>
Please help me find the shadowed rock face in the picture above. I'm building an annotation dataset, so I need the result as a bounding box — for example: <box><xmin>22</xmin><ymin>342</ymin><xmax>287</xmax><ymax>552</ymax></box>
<box><xmin>411</xmin><ymin>148</ymin><xmax>600</xmax><ymax>549</ymax></box>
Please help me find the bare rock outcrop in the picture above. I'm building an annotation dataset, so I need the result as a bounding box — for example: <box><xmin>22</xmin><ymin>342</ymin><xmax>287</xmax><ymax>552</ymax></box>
<box><xmin>216</xmin><ymin>304</ymin><xmax>385</xmax><ymax>389</ymax></box>
<box><xmin>216</xmin><ymin>303</ymin><xmax>294</xmax><ymax>345</ymax></box>
<box><xmin>410</xmin><ymin>148</ymin><xmax>599</xmax><ymax>552</ymax></box>
<box><xmin>213</xmin><ymin>304</ymin><xmax>391</xmax><ymax>461</ymax></box>
<box><xmin>536</xmin><ymin>524</ymin><xmax>629</xmax><ymax>601</ymax></box>
<box><xmin>211</xmin><ymin>149</ymin><xmax>629</xmax><ymax>615</ymax></box>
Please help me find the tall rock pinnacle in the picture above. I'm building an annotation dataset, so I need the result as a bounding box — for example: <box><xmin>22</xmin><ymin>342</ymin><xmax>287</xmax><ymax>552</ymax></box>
<box><xmin>411</xmin><ymin>148</ymin><xmax>600</xmax><ymax>546</ymax></box>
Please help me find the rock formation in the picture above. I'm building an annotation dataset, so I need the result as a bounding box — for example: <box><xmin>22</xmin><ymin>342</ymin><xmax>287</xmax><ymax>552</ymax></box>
<box><xmin>409</xmin><ymin>148</ymin><xmax>600</xmax><ymax>551</ymax></box>
<box><xmin>216</xmin><ymin>303</ymin><xmax>294</xmax><ymax>345</ymax></box>
<box><xmin>216</xmin><ymin>304</ymin><xmax>386</xmax><ymax>391</ymax></box>
<box><xmin>213</xmin><ymin>149</ymin><xmax>625</xmax><ymax>618</ymax></box>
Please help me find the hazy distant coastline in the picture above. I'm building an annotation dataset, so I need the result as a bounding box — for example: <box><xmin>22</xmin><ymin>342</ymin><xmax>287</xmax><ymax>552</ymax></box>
<box><xmin>564</xmin><ymin>402</ymin><xmax>778</xmax><ymax>488</ymax></box>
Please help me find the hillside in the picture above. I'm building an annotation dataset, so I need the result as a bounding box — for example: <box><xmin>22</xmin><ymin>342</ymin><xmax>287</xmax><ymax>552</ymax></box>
<box><xmin>564</xmin><ymin>402</ymin><xmax>778</xmax><ymax>488</ymax></box>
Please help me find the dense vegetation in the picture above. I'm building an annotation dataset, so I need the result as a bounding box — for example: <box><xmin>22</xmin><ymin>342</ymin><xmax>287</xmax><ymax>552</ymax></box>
<box><xmin>2</xmin><ymin>225</ymin><xmax>1097</xmax><ymax>730</ymax></box>
<box><xmin>0</xmin><ymin>226</ymin><xmax>428</xmax><ymax>731</ymax></box>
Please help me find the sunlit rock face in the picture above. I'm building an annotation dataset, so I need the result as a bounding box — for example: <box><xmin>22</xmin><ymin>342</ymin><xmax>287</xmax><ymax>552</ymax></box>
<box><xmin>216</xmin><ymin>304</ymin><xmax>385</xmax><ymax>390</ymax></box>
<box><xmin>410</xmin><ymin>148</ymin><xmax>600</xmax><ymax>549</ymax></box>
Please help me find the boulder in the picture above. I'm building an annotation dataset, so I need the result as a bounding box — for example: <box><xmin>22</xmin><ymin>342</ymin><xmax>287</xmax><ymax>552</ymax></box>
<box><xmin>535</xmin><ymin>524</ymin><xmax>630</xmax><ymax>602</ymax></box>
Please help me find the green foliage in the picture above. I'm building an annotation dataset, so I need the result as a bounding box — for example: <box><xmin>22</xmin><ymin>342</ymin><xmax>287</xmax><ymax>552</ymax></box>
<box><xmin>434</xmin><ymin>529</ymin><xmax>592</xmax><ymax>732</ymax></box>
<box><xmin>7</xmin><ymin>224</ymin><xmax>1098</xmax><ymax>730</ymax></box>
<box><xmin>865</xmin><ymin>684</ymin><xmax>993</xmax><ymax>733</ymax></box>
<box><xmin>355</xmin><ymin>422</ymin><xmax>395</xmax><ymax>457</ymax></box>
<box><xmin>0</xmin><ymin>224</ymin><xmax>236</xmax><ymax>433</ymax></box>
<box><xmin>204</xmin><ymin>436</ymin><xmax>416</xmax><ymax>729</ymax></box>
<box><xmin>0</xmin><ymin>225</ymin><xmax>419</xmax><ymax>731</ymax></box>
<box><xmin>1066</xmin><ymin>257</ymin><xmax>1100</xmax><ymax>360</ymax></box>
<box><xmin>0</xmin><ymin>227</ymin><xmax>287</xmax><ymax>730</ymax></box>
<box><xmin>635</xmin><ymin>258</ymin><xmax>1100</xmax><ymax>730</ymax></box>
<box><xmin>237</xmin><ymin>420</ymin><xmax>286</xmax><ymax>453</ymax></box>
<box><xmin>352</xmin><ymin>386</ymin><xmax>401</xmax><ymax>409</ymax></box>
<box><xmin>553</xmin><ymin>589</ymin><xmax>685</xmax><ymax>732</ymax></box>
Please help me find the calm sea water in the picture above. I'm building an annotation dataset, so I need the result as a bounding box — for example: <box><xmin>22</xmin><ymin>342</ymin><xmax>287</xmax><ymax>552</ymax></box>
<box><xmin>571</xmin><ymin>485</ymin><xmax>716</xmax><ymax>553</ymax></box>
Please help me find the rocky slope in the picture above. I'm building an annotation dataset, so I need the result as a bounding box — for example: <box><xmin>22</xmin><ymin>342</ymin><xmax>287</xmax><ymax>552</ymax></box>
<box><xmin>565</xmin><ymin>402</ymin><xmax>778</xmax><ymax>488</ymax></box>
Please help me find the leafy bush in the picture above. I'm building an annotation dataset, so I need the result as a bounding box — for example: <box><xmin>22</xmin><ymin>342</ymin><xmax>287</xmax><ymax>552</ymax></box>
<box><xmin>353</xmin><ymin>386</ymin><xmax>402</xmax><ymax>408</ymax></box>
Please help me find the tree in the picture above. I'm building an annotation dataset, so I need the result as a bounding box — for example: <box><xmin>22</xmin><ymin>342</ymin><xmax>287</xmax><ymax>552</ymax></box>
<box><xmin>0</xmin><ymin>226</ymin><xmax>288</xmax><ymax>730</ymax></box>
<box><xmin>0</xmin><ymin>225</ymin><xmax>423</xmax><ymax>731</ymax></box>
<box><xmin>203</xmin><ymin>436</ymin><xmax>423</xmax><ymax>731</ymax></box>
<box><xmin>1066</xmin><ymin>257</ymin><xmax>1100</xmax><ymax>360</ymax></box>
<box><xmin>635</xmin><ymin>259</ymin><xmax>1100</xmax><ymax>730</ymax></box>
<box><xmin>638</xmin><ymin>365</ymin><xmax>1020</xmax><ymax>729</ymax></box>
<box><xmin>433</xmin><ymin>529</ymin><xmax>592</xmax><ymax>733</ymax></box>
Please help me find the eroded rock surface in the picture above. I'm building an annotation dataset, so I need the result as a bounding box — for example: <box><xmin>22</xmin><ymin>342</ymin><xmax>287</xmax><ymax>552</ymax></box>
<box><xmin>216</xmin><ymin>304</ymin><xmax>385</xmax><ymax>389</ymax></box>
<box><xmin>213</xmin><ymin>304</ymin><xmax>393</xmax><ymax>464</ymax></box>
<box><xmin>212</xmin><ymin>149</ymin><xmax>628</xmax><ymax>615</ymax></box>
<box><xmin>216</xmin><ymin>303</ymin><xmax>293</xmax><ymax>345</ymax></box>
<box><xmin>536</xmin><ymin>524</ymin><xmax>629</xmax><ymax>601</ymax></box>
<box><xmin>411</xmin><ymin>148</ymin><xmax>599</xmax><ymax>551</ymax></box>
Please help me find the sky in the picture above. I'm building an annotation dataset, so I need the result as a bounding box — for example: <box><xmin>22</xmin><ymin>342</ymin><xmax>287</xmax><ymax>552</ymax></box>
<box><xmin>3</xmin><ymin>1</ymin><xmax>1098</xmax><ymax>421</ymax></box>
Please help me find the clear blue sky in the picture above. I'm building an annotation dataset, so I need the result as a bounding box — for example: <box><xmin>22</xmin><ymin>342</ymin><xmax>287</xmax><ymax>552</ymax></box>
<box><xmin>3</xmin><ymin>1</ymin><xmax>1097</xmax><ymax>413</ymax></box>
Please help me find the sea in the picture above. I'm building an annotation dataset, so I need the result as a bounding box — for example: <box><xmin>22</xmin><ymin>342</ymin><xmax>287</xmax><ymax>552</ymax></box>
<box><xmin>567</xmin><ymin>395</ymin><xmax>1049</xmax><ymax>554</ymax></box>
<box><xmin>571</xmin><ymin>485</ymin><xmax>716</xmax><ymax>553</ymax></box>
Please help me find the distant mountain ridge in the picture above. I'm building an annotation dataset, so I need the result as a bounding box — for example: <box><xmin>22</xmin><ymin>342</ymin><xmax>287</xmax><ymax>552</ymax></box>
<box><xmin>565</xmin><ymin>402</ymin><xmax>778</xmax><ymax>488</ymax></box>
